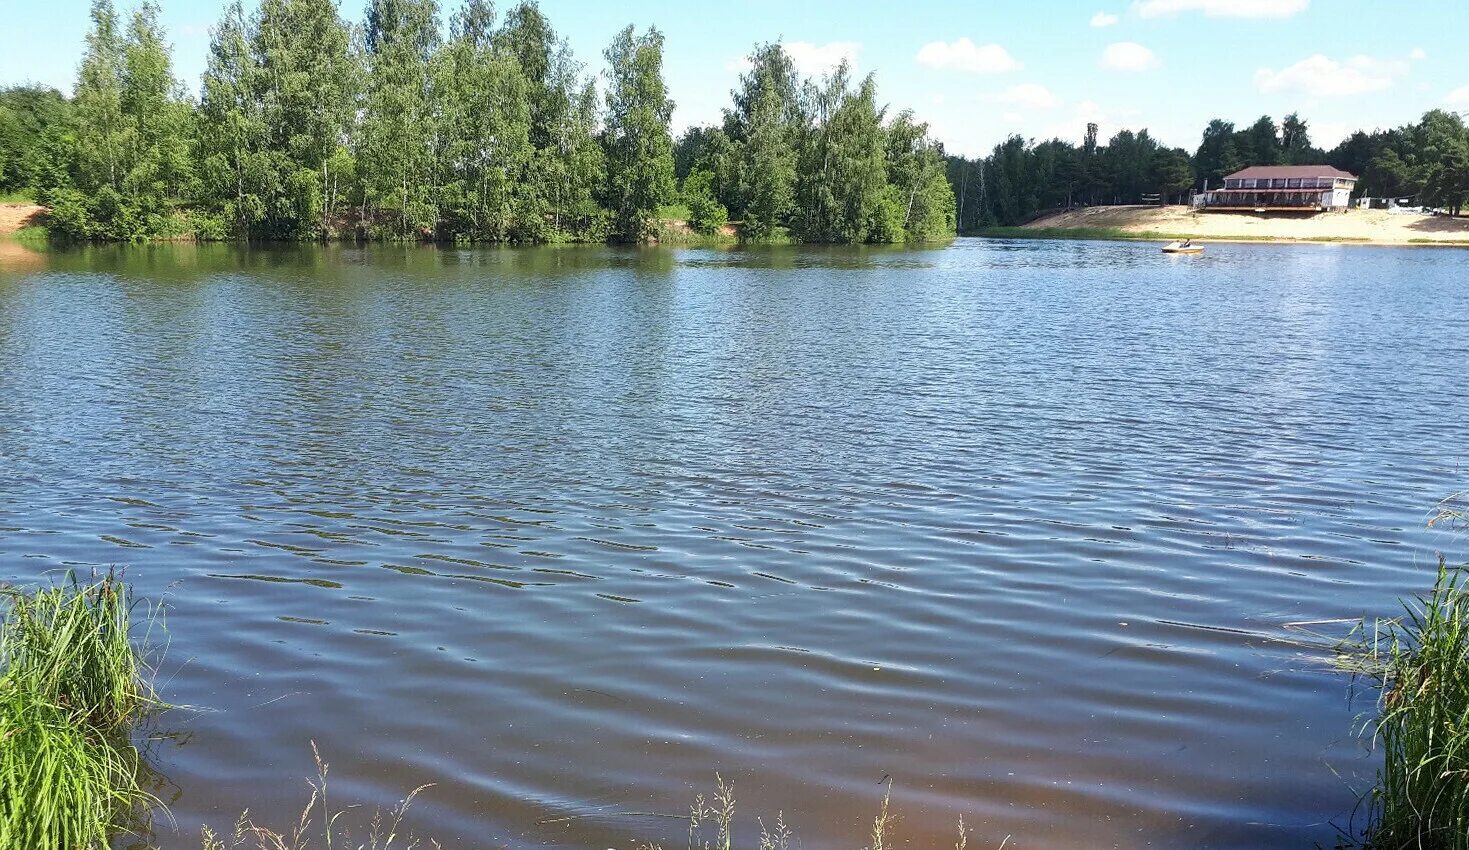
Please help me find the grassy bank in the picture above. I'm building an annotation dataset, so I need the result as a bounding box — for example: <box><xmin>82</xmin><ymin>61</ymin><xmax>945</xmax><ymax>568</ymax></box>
<box><xmin>1351</xmin><ymin>502</ymin><xmax>1469</xmax><ymax>848</ymax></box>
<box><xmin>0</xmin><ymin>572</ymin><xmax>159</xmax><ymax>850</ymax></box>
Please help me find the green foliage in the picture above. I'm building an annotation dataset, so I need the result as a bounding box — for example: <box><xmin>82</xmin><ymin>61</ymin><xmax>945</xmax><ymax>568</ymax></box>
<box><xmin>683</xmin><ymin>169</ymin><xmax>727</xmax><ymax>234</ymax></box>
<box><xmin>885</xmin><ymin>110</ymin><xmax>955</xmax><ymax>241</ymax></box>
<box><xmin>0</xmin><ymin>87</ymin><xmax>71</xmax><ymax>194</ymax></box>
<box><xmin>727</xmin><ymin>42</ymin><xmax>800</xmax><ymax>238</ymax></box>
<box><xmin>22</xmin><ymin>0</ymin><xmax>1469</xmax><ymax>245</ymax></box>
<box><xmin>1354</xmin><ymin>556</ymin><xmax>1469</xmax><ymax>849</ymax></box>
<box><xmin>0</xmin><ymin>573</ymin><xmax>160</xmax><ymax>849</ymax></box>
<box><xmin>252</xmin><ymin>0</ymin><xmax>357</xmax><ymax>239</ymax></box>
<box><xmin>359</xmin><ymin>0</ymin><xmax>441</xmax><ymax>239</ymax></box>
<box><xmin>602</xmin><ymin>25</ymin><xmax>676</xmax><ymax>241</ymax></box>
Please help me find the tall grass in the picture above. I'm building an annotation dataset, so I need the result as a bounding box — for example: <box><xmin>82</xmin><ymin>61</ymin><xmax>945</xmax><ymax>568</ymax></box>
<box><xmin>0</xmin><ymin>571</ymin><xmax>160</xmax><ymax>850</ymax></box>
<box><xmin>1352</xmin><ymin>498</ymin><xmax>1469</xmax><ymax>849</ymax></box>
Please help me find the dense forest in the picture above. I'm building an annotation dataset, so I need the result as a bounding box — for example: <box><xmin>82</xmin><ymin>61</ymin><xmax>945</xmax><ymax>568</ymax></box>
<box><xmin>947</xmin><ymin>109</ymin><xmax>1469</xmax><ymax>230</ymax></box>
<box><xmin>0</xmin><ymin>0</ymin><xmax>954</xmax><ymax>244</ymax></box>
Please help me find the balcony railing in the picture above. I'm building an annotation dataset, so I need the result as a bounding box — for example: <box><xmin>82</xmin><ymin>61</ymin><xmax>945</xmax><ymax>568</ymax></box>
<box><xmin>1199</xmin><ymin>190</ymin><xmax>1330</xmax><ymax>210</ymax></box>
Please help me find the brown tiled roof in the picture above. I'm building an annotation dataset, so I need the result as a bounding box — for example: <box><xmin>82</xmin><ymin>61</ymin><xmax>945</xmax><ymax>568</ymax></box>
<box><xmin>1226</xmin><ymin>165</ymin><xmax>1357</xmax><ymax>180</ymax></box>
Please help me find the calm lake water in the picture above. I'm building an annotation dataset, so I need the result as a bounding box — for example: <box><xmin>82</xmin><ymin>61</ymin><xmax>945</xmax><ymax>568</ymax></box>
<box><xmin>1</xmin><ymin>238</ymin><xmax>1466</xmax><ymax>849</ymax></box>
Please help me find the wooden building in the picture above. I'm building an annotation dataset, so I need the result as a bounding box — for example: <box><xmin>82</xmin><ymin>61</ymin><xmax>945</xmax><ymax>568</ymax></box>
<box><xmin>1197</xmin><ymin>165</ymin><xmax>1357</xmax><ymax>212</ymax></box>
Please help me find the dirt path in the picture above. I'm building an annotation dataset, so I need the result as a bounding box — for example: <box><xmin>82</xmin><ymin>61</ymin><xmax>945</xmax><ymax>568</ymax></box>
<box><xmin>1025</xmin><ymin>205</ymin><xmax>1469</xmax><ymax>245</ymax></box>
<box><xmin>0</xmin><ymin>203</ymin><xmax>45</xmax><ymax>236</ymax></box>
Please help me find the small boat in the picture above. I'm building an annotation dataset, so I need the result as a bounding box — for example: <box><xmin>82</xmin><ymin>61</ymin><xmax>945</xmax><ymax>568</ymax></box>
<box><xmin>1162</xmin><ymin>240</ymin><xmax>1203</xmax><ymax>254</ymax></box>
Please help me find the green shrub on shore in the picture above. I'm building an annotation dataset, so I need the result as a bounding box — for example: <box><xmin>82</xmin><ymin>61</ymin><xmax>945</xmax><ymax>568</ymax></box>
<box><xmin>1353</xmin><ymin>500</ymin><xmax>1469</xmax><ymax>849</ymax></box>
<box><xmin>0</xmin><ymin>572</ymin><xmax>160</xmax><ymax>850</ymax></box>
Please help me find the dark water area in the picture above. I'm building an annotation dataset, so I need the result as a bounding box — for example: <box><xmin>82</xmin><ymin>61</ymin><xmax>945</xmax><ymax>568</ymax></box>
<box><xmin>0</xmin><ymin>238</ymin><xmax>1465</xmax><ymax>849</ymax></box>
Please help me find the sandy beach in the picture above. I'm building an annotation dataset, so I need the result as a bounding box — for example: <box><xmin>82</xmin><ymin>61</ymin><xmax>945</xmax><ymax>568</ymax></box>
<box><xmin>0</xmin><ymin>203</ymin><xmax>44</xmax><ymax>236</ymax></box>
<box><xmin>1023</xmin><ymin>204</ymin><xmax>1469</xmax><ymax>245</ymax></box>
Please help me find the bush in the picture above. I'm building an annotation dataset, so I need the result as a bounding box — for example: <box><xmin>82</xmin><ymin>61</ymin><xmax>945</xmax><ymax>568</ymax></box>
<box><xmin>684</xmin><ymin>170</ymin><xmax>728</xmax><ymax>235</ymax></box>
<box><xmin>40</xmin><ymin>187</ymin><xmax>94</xmax><ymax>241</ymax></box>
<box><xmin>865</xmin><ymin>185</ymin><xmax>906</xmax><ymax>244</ymax></box>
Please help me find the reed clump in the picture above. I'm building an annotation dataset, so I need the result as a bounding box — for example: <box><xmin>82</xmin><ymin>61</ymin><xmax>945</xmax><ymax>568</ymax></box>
<box><xmin>0</xmin><ymin>571</ymin><xmax>160</xmax><ymax>850</ymax></box>
<box><xmin>1354</xmin><ymin>552</ymin><xmax>1469</xmax><ymax>849</ymax></box>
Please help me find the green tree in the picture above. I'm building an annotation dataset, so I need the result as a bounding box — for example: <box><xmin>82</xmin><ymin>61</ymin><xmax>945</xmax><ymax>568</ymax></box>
<box><xmin>252</xmin><ymin>0</ymin><xmax>357</xmax><ymax>239</ymax></box>
<box><xmin>0</xmin><ymin>86</ymin><xmax>71</xmax><ymax>194</ymax></box>
<box><xmin>434</xmin><ymin>2</ymin><xmax>534</xmax><ymax>240</ymax></box>
<box><xmin>1239</xmin><ymin>115</ymin><xmax>1280</xmax><ymax>166</ymax></box>
<box><xmin>726</xmin><ymin>42</ymin><xmax>802</xmax><ymax>237</ymax></box>
<box><xmin>199</xmin><ymin>0</ymin><xmax>269</xmax><ymax>237</ymax></box>
<box><xmin>1280</xmin><ymin>112</ymin><xmax>1317</xmax><ymax>164</ymax></box>
<box><xmin>1415</xmin><ymin>110</ymin><xmax>1469</xmax><ymax>214</ymax></box>
<box><xmin>359</xmin><ymin>0</ymin><xmax>442</xmax><ymax>238</ymax></box>
<box><xmin>119</xmin><ymin>1</ymin><xmax>194</xmax><ymax>226</ymax></box>
<box><xmin>1151</xmin><ymin>148</ymin><xmax>1195</xmax><ymax>204</ymax></box>
<box><xmin>1194</xmin><ymin>119</ymin><xmax>1242</xmax><ymax>187</ymax></box>
<box><xmin>683</xmin><ymin>168</ymin><xmax>727</xmax><ymax>234</ymax></box>
<box><xmin>793</xmin><ymin>67</ymin><xmax>889</xmax><ymax>243</ymax></box>
<box><xmin>884</xmin><ymin>110</ymin><xmax>954</xmax><ymax>241</ymax></box>
<box><xmin>73</xmin><ymin>0</ymin><xmax>126</xmax><ymax>195</ymax></box>
<box><xmin>601</xmin><ymin>25</ymin><xmax>675</xmax><ymax>241</ymax></box>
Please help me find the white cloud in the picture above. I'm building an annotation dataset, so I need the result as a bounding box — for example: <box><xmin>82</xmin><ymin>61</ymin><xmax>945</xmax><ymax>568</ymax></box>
<box><xmin>916</xmin><ymin>38</ymin><xmax>1021</xmax><ymax>74</ymax></box>
<box><xmin>786</xmin><ymin>41</ymin><xmax>862</xmax><ymax>77</ymax></box>
<box><xmin>1446</xmin><ymin>85</ymin><xmax>1469</xmax><ymax>108</ymax></box>
<box><xmin>725</xmin><ymin>42</ymin><xmax>861</xmax><ymax>77</ymax></box>
<box><xmin>1409</xmin><ymin>47</ymin><xmax>1427</xmax><ymax>61</ymax></box>
<box><xmin>1254</xmin><ymin>54</ymin><xmax>1406</xmax><ymax>97</ymax></box>
<box><xmin>1041</xmin><ymin>100</ymin><xmax>1110</xmax><ymax>144</ymax></box>
<box><xmin>1090</xmin><ymin>11</ymin><xmax>1119</xmax><ymax>26</ymax></box>
<box><xmin>1135</xmin><ymin>0</ymin><xmax>1308</xmax><ymax>18</ymax></box>
<box><xmin>1100</xmin><ymin>42</ymin><xmax>1159</xmax><ymax>72</ymax></box>
<box><xmin>1310</xmin><ymin>121</ymin><xmax>1352</xmax><ymax>149</ymax></box>
<box><xmin>988</xmin><ymin>83</ymin><xmax>1061</xmax><ymax>109</ymax></box>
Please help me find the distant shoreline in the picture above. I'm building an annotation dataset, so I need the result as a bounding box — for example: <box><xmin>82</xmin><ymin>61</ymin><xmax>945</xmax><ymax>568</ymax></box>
<box><xmin>979</xmin><ymin>204</ymin><xmax>1469</xmax><ymax>248</ymax></box>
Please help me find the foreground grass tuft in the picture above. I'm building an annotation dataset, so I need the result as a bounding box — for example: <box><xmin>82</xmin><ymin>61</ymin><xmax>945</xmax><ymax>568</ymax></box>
<box><xmin>201</xmin><ymin>742</ymin><xmax>437</xmax><ymax>850</ymax></box>
<box><xmin>1354</xmin><ymin>517</ymin><xmax>1469</xmax><ymax>850</ymax></box>
<box><xmin>0</xmin><ymin>571</ymin><xmax>160</xmax><ymax>850</ymax></box>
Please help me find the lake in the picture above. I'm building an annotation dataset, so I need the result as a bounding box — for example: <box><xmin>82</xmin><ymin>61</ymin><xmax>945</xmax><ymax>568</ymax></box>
<box><xmin>0</xmin><ymin>238</ymin><xmax>1465</xmax><ymax>849</ymax></box>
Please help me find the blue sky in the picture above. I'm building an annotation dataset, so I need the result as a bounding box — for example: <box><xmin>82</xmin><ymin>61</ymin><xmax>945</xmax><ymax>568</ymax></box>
<box><xmin>2</xmin><ymin>0</ymin><xmax>1466</xmax><ymax>156</ymax></box>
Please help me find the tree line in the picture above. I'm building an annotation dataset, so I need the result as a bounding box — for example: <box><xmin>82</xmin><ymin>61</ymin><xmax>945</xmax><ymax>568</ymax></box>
<box><xmin>0</xmin><ymin>0</ymin><xmax>954</xmax><ymax>244</ymax></box>
<box><xmin>946</xmin><ymin>109</ymin><xmax>1469</xmax><ymax>230</ymax></box>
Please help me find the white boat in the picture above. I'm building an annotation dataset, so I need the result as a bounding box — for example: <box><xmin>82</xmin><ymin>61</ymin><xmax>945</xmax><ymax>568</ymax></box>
<box><xmin>1162</xmin><ymin>241</ymin><xmax>1203</xmax><ymax>254</ymax></box>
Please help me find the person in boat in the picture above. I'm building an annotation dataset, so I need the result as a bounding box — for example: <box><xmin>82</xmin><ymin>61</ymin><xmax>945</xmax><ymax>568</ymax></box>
<box><xmin>1182</xmin><ymin>238</ymin><xmax>1192</xmax><ymax>247</ymax></box>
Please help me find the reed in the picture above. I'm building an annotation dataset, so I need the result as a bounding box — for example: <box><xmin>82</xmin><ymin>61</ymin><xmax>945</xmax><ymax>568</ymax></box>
<box><xmin>1354</xmin><ymin>553</ymin><xmax>1469</xmax><ymax>849</ymax></box>
<box><xmin>200</xmin><ymin>741</ymin><xmax>436</xmax><ymax>850</ymax></box>
<box><xmin>0</xmin><ymin>571</ymin><xmax>160</xmax><ymax>850</ymax></box>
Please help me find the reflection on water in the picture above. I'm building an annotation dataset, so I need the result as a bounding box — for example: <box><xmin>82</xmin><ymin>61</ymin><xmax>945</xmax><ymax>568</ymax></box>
<box><xmin>1</xmin><ymin>239</ymin><xmax>1466</xmax><ymax>849</ymax></box>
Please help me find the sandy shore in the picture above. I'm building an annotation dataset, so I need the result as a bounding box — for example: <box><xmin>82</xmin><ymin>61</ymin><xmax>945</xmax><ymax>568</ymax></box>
<box><xmin>0</xmin><ymin>203</ymin><xmax>45</xmax><ymax>236</ymax></box>
<box><xmin>1022</xmin><ymin>205</ymin><xmax>1469</xmax><ymax>245</ymax></box>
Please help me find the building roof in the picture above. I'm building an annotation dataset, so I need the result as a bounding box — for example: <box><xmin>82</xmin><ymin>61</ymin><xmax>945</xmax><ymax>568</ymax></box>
<box><xmin>1226</xmin><ymin>165</ymin><xmax>1357</xmax><ymax>180</ymax></box>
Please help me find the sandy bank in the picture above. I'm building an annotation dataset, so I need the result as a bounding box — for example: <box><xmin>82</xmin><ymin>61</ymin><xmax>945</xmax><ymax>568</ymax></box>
<box><xmin>0</xmin><ymin>203</ymin><xmax>45</xmax><ymax>236</ymax></box>
<box><xmin>1021</xmin><ymin>205</ymin><xmax>1469</xmax><ymax>245</ymax></box>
